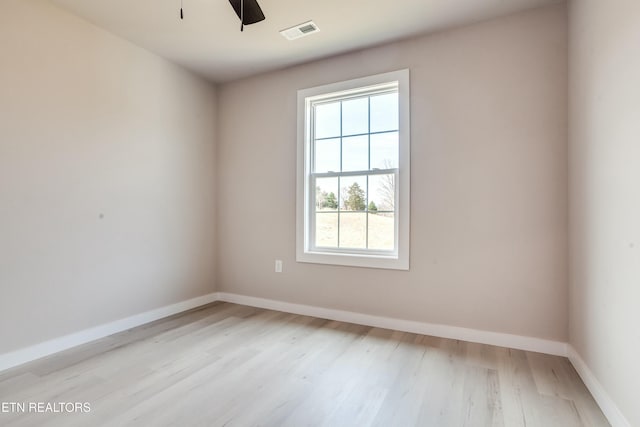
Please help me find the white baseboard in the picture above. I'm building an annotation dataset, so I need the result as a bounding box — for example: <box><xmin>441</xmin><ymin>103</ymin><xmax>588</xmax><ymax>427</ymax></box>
<box><xmin>0</xmin><ymin>292</ymin><xmax>218</xmax><ymax>373</ymax></box>
<box><xmin>3</xmin><ymin>289</ymin><xmax>628</xmax><ymax>427</ymax></box>
<box><xmin>0</xmin><ymin>290</ymin><xmax>568</xmax><ymax>373</ymax></box>
<box><xmin>214</xmin><ymin>292</ymin><xmax>568</xmax><ymax>357</ymax></box>
<box><xmin>567</xmin><ymin>345</ymin><xmax>631</xmax><ymax>427</ymax></box>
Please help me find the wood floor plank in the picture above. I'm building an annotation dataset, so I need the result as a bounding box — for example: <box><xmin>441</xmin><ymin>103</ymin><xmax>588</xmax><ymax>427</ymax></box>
<box><xmin>413</xmin><ymin>338</ymin><xmax>470</xmax><ymax>427</ymax></box>
<box><xmin>0</xmin><ymin>302</ymin><xmax>609</xmax><ymax>427</ymax></box>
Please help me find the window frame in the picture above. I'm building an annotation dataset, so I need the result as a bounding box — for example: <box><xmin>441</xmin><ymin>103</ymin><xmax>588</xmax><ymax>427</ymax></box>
<box><xmin>296</xmin><ymin>69</ymin><xmax>410</xmax><ymax>270</ymax></box>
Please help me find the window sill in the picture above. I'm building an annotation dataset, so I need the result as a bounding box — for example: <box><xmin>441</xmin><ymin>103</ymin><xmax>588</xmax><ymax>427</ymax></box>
<box><xmin>297</xmin><ymin>250</ymin><xmax>409</xmax><ymax>270</ymax></box>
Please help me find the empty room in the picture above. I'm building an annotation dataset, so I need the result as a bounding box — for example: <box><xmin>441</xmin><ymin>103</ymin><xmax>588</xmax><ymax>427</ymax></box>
<box><xmin>0</xmin><ymin>0</ymin><xmax>638</xmax><ymax>426</ymax></box>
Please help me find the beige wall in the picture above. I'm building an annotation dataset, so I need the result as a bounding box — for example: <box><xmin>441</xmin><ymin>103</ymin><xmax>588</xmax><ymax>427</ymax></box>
<box><xmin>569</xmin><ymin>0</ymin><xmax>640</xmax><ymax>425</ymax></box>
<box><xmin>0</xmin><ymin>0</ymin><xmax>217</xmax><ymax>354</ymax></box>
<box><xmin>217</xmin><ymin>5</ymin><xmax>569</xmax><ymax>341</ymax></box>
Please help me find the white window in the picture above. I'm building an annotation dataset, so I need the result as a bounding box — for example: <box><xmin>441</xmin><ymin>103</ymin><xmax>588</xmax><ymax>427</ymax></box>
<box><xmin>297</xmin><ymin>69</ymin><xmax>410</xmax><ymax>270</ymax></box>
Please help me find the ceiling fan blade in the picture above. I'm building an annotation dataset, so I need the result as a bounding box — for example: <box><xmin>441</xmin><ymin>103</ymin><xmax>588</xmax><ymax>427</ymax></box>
<box><xmin>228</xmin><ymin>0</ymin><xmax>266</xmax><ymax>26</ymax></box>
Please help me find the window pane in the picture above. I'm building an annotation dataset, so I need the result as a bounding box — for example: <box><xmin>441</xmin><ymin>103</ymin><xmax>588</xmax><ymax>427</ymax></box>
<box><xmin>368</xmin><ymin>212</ymin><xmax>394</xmax><ymax>250</ymax></box>
<box><xmin>315</xmin><ymin>177</ymin><xmax>339</xmax><ymax>211</ymax></box>
<box><xmin>369</xmin><ymin>174</ymin><xmax>395</xmax><ymax>211</ymax></box>
<box><xmin>316</xmin><ymin>213</ymin><xmax>338</xmax><ymax>248</ymax></box>
<box><xmin>340</xmin><ymin>176</ymin><xmax>367</xmax><ymax>211</ymax></box>
<box><xmin>339</xmin><ymin>212</ymin><xmax>366</xmax><ymax>249</ymax></box>
<box><xmin>315</xmin><ymin>138</ymin><xmax>340</xmax><ymax>173</ymax></box>
<box><xmin>370</xmin><ymin>93</ymin><xmax>398</xmax><ymax>133</ymax></box>
<box><xmin>315</xmin><ymin>102</ymin><xmax>341</xmax><ymax>139</ymax></box>
<box><xmin>341</xmin><ymin>97</ymin><xmax>368</xmax><ymax>136</ymax></box>
<box><xmin>342</xmin><ymin>135</ymin><xmax>368</xmax><ymax>172</ymax></box>
<box><xmin>370</xmin><ymin>132</ymin><xmax>398</xmax><ymax>170</ymax></box>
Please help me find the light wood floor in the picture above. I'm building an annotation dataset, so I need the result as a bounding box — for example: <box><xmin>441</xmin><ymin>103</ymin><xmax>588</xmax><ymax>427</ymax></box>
<box><xmin>0</xmin><ymin>302</ymin><xmax>608</xmax><ymax>427</ymax></box>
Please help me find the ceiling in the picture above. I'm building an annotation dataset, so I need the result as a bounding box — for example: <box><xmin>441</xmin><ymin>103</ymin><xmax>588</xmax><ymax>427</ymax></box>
<box><xmin>51</xmin><ymin>0</ymin><xmax>561</xmax><ymax>83</ymax></box>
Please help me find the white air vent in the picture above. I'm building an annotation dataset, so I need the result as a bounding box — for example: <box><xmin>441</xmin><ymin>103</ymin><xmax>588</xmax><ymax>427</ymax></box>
<box><xmin>280</xmin><ymin>21</ymin><xmax>320</xmax><ymax>41</ymax></box>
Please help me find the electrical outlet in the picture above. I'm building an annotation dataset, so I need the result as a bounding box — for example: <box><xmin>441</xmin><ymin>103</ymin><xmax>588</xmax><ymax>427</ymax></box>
<box><xmin>275</xmin><ymin>260</ymin><xmax>283</xmax><ymax>273</ymax></box>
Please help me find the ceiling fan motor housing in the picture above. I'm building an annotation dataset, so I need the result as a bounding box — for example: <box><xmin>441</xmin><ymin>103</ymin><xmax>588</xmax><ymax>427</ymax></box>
<box><xmin>228</xmin><ymin>0</ymin><xmax>265</xmax><ymax>25</ymax></box>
